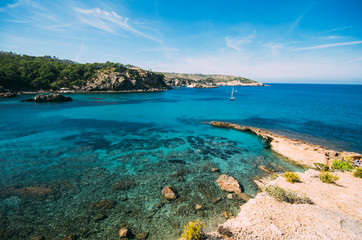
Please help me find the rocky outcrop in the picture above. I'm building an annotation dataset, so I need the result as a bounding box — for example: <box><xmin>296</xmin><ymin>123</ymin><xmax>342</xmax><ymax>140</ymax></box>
<box><xmin>162</xmin><ymin>186</ymin><xmax>177</xmax><ymax>200</ymax></box>
<box><xmin>21</xmin><ymin>94</ymin><xmax>72</xmax><ymax>102</ymax></box>
<box><xmin>82</xmin><ymin>67</ymin><xmax>171</xmax><ymax>92</ymax></box>
<box><xmin>216</xmin><ymin>174</ymin><xmax>242</xmax><ymax>193</ymax></box>
<box><xmin>0</xmin><ymin>92</ymin><xmax>17</xmax><ymax>98</ymax></box>
<box><xmin>210</xmin><ymin>121</ymin><xmax>361</xmax><ymax>167</ymax></box>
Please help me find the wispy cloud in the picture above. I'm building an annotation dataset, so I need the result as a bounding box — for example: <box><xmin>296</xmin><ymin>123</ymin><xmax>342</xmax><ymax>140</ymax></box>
<box><xmin>326</xmin><ymin>26</ymin><xmax>352</xmax><ymax>33</ymax></box>
<box><xmin>225</xmin><ymin>32</ymin><xmax>256</xmax><ymax>52</ymax></box>
<box><xmin>292</xmin><ymin>41</ymin><xmax>362</xmax><ymax>51</ymax></box>
<box><xmin>0</xmin><ymin>0</ymin><xmax>22</xmax><ymax>12</ymax></box>
<box><xmin>74</xmin><ymin>7</ymin><xmax>161</xmax><ymax>43</ymax></box>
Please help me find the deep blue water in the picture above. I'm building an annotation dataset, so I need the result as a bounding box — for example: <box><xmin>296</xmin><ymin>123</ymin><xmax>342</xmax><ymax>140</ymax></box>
<box><xmin>0</xmin><ymin>84</ymin><xmax>361</xmax><ymax>239</ymax></box>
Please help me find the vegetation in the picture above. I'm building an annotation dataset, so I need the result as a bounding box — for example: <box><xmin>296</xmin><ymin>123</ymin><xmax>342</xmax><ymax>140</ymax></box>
<box><xmin>353</xmin><ymin>167</ymin><xmax>362</xmax><ymax>178</ymax></box>
<box><xmin>331</xmin><ymin>159</ymin><xmax>354</xmax><ymax>171</ymax></box>
<box><xmin>313</xmin><ymin>163</ymin><xmax>329</xmax><ymax>171</ymax></box>
<box><xmin>179</xmin><ymin>219</ymin><xmax>205</xmax><ymax>240</ymax></box>
<box><xmin>0</xmin><ymin>51</ymin><xmax>128</xmax><ymax>91</ymax></box>
<box><xmin>269</xmin><ymin>173</ymin><xmax>279</xmax><ymax>180</ymax></box>
<box><xmin>283</xmin><ymin>172</ymin><xmax>301</xmax><ymax>183</ymax></box>
<box><xmin>264</xmin><ymin>185</ymin><xmax>313</xmax><ymax>204</ymax></box>
<box><xmin>319</xmin><ymin>171</ymin><xmax>340</xmax><ymax>184</ymax></box>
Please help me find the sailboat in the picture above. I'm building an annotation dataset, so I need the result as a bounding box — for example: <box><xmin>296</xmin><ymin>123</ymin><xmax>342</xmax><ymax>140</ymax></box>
<box><xmin>230</xmin><ymin>87</ymin><xmax>235</xmax><ymax>100</ymax></box>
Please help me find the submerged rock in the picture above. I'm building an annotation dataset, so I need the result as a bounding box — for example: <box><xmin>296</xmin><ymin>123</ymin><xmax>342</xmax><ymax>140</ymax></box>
<box><xmin>162</xmin><ymin>186</ymin><xmax>177</xmax><ymax>200</ymax></box>
<box><xmin>118</xmin><ymin>227</ymin><xmax>128</xmax><ymax>238</ymax></box>
<box><xmin>216</xmin><ymin>175</ymin><xmax>241</xmax><ymax>193</ymax></box>
<box><xmin>258</xmin><ymin>165</ymin><xmax>274</xmax><ymax>174</ymax></box>
<box><xmin>14</xmin><ymin>186</ymin><xmax>53</xmax><ymax>199</ymax></box>
<box><xmin>135</xmin><ymin>232</ymin><xmax>149</xmax><ymax>240</ymax></box>
<box><xmin>195</xmin><ymin>204</ymin><xmax>203</xmax><ymax>210</ymax></box>
<box><xmin>21</xmin><ymin>93</ymin><xmax>72</xmax><ymax>102</ymax></box>
<box><xmin>90</xmin><ymin>199</ymin><xmax>116</xmax><ymax>211</ymax></box>
<box><xmin>222</xmin><ymin>211</ymin><xmax>233</xmax><ymax>219</ymax></box>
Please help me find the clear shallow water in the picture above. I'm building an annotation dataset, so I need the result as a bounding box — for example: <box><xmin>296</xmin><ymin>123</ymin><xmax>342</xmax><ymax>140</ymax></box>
<box><xmin>0</xmin><ymin>84</ymin><xmax>361</xmax><ymax>239</ymax></box>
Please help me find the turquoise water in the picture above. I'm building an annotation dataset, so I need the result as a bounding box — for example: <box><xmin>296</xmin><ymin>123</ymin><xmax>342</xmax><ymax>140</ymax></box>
<box><xmin>0</xmin><ymin>84</ymin><xmax>361</xmax><ymax>239</ymax></box>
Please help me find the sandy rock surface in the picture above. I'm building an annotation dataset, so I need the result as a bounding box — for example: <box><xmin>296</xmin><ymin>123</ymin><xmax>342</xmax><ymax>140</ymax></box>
<box><xmin>208</xmin><ymin>170</ymin><xmax>362</xmax><ymax>240</ymax></box>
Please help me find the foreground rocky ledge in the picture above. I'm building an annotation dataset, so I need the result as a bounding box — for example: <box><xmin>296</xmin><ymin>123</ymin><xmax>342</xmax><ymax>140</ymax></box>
<box><xmin>209</xmin><ymin>121</ymin><xmax>361</xmax><ymax>167</ymax></box>
<box><xmin>207</xmin><ymin>121</ymin><xmax>362</xmax><ymax>240</ymax></box>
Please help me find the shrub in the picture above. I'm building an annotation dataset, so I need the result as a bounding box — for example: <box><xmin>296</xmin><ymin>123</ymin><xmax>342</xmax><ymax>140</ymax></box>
<box><xmin>270</xmin><ymin>173</ymin><xmax>279</xmax><ymax>180</ymax></box>
<box><xmin>319</xmin><ymin>171</ymin><xmax>339</xmax><ymax>184</ymax></box>
<box><xmin>314</xmin><ymin>163</ymin><xmax>329</xmax><ymax>171</ymax></box>
<box><xmin>263</xmin><ymin>185</ymin><xmax>313</xmax><ymax>204</ymax></box>
<box><xmin>331</xmin><ymin>159</ymin><xmax>353</xmax><ymax>171</ymax></box>
<box><xmin>283</xmin><ymin>172</ymin><xmax>301</xmax><ymax>183</ymax></box>
<box><xmin>353</xmin><ymin>167</ymin><xmax>362</xmax><ymax>178</ymax></box>
<box><xmin>179</xmin><ymin>219</ymin><xmax>205</xmax><ymax>240</ymax></box>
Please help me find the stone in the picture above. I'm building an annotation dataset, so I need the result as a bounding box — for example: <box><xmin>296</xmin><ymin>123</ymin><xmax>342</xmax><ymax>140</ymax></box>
<box><xmin>90</xmin><ymin>199</ymin><xmax>116</xmax><ymax>211</ymax></box>
<box><xmin>93</xmin><ymin>213</ymin><xmax>107</xmax><ymax>221</ymax></box>
<box><xmin>234</xmin><ymin>192</ymin><xmax>251</xmax><ymax>202</ymax></box>
<box><xmin>211</xmin><ymin>197</ymin><xmax>222</xmax><ymax>204</ymax></box>
<box><xmin>162</xmin><ymin>186</ymin><xmax>177</xmax><ymax>200</ymax></box>
<box><xmin>212</xmin><ymin>168</ymin><xmax>220</xmax><ymax>172</ymax></box>
<box><xmin>135</xmin><ymin>232</ymin><xmax>149</xmax><ymax>239</ymax></box>
<box><xmin>119</xmin><ymin>227</ymin><xmax>128</xmax><ymax>238</ymax></box>
<box><xmin>15</xmin><ymin>186</ymin><xmax>53</xmax><ymax>199</ymax></box>
<box><xmin>195</xmin><ymin>204</ymin><xmax>202</xmax><ymax>210</ymax></box>
<box><xmin>21</xmin><ymin>93</ymin><xmax>72</xmax><ymax>102</ymax></box>
<box><xmin>61</xmin><ymin>235</ymin><xmax>77</xmax><ymax>240</ymax></box>
<box><xmin>258</xmin><ymin>165</ymin><xmax>274</xmax><ymax>174</ymax></box>
<box><xmin>222</xmin><ymin>211</ymin><xmax>233</xmax><ymax>219</ymax></box>
<box><xmin>227</xmin><ymin>194</ymin><xmax>233</xmax><ymax>200</ymax></box>
<box><xmin>216</xmin><ymin>175</ymin><xmax>241</xmax><ymax>193</ymax></box>
<box><xmin>31</xmin><ymin>236</ymin><xmax>45</xmax><ymax>240</ymax></box>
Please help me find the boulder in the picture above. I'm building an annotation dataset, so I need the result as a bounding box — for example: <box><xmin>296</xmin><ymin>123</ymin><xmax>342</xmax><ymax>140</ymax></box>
<box><xmin>216</xmin><ymin>175</ymin><xmax>241</xmax><ymax>193</ymax></box>
<box><xmin>119</xmin><ymin>227</ymin><xmax>128</xmax><ymax>238</ymax></box>
<box><xmin>21</xmin><ymin>94</ymin><xmax>72</xmax><ymax>102</ymax></box>
<box><xmin>162</xmin><ymin>186</ymin><xmax>177</xmax><ymax>200</ymax></box>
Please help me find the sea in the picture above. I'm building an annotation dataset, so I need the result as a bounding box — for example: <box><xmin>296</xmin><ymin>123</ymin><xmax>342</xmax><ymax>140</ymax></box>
<box><xmin>0</xmin><ymin>84</ymin><xmax>361</xmax><ymax>239</ymax></box>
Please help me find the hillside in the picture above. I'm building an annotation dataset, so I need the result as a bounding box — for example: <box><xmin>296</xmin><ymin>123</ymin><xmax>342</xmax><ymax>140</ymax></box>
<box><xmin>0</xmin><ymin>52</ymin><xmax>169</xmax><ymax>92</ymax></box>
<box><xmin>160</xmin><ymin>72</ymin><xmax>264</xmax><ymax>87</ymax></box>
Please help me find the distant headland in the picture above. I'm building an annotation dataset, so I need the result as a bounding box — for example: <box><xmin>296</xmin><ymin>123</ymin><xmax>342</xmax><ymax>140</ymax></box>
<box><xmin>0</xmin><ymin>52</ymin><xmax>265</xmax><ymax>96</ymax></box>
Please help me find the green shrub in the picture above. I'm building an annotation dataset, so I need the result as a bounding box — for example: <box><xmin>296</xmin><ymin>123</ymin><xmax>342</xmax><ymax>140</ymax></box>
<box><xmin>319</xmin><ymin>171</ymin><xmax>339</xmax><ymax>184</ymax></box>
<box><xmin>179</xmin><ymin>219</ymin><xmax>205</xmax><ymax>240</ymax></box>
<box><xmin>263</xmin><ymin>185</ymin><xmax>313</xmax><ymax>204</ymax></box>
<box><xmin>331</xmin><ymin>159</ymin><xmax>353</xmax><ymax>171</ymax></box>
<box><xmin>353</xmin><ymin>167</ymin><xmax>362</xmax><ymax>178</ymax></box>
<box><xmin>269</xmin><ymin>173</ymin><xmax>279</xmax><ymax>180</ymax></box>
<box><xmin>314</xmin><ymin>163</ymin><xmax>329</xmax><ymax>171</ymax></box>
<box><xmin>283</xmin><ymin>172</ymin><xmax>301</xmax><ymax>183</ymax></box>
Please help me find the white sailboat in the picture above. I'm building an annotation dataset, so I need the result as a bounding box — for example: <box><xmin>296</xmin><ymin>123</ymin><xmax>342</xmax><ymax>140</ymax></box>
<box><xmin>230</xmin><ymin>87</ymin><xmax>235</xmax><ymax>100</ymax></box>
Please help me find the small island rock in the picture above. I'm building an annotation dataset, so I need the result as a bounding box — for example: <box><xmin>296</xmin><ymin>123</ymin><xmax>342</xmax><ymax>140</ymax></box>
<box><xmin>21</xmin><ymin>93</ymin><xmax>72</xmax><ymax>102</ymax></box>
<box><xmin>216</xmin><ymin>175</ymin><xmax>241</xmax><ymax>193</ymax></box>
<box><xmin>162</xmin><ymin>186</ymin><xmax>177</xmax><ymax>200</ymax></box>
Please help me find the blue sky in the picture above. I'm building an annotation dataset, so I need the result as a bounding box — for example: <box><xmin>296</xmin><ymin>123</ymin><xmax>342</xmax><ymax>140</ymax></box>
<box><xmin>1</xmin><ymin>0</ymin><xmax>362</xmax><ymax>83</ymax></box>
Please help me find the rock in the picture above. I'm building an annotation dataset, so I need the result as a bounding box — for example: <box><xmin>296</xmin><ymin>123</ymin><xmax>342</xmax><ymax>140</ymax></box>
<box><xmin>154</xmin><ymin>202</ymin><xmax>164</xmax><ymax>208</ymax></box>
<box><xmin>162</xmin><ymin>186</ymin><xmax>177</xmax><ymax>200</ymax></box>
<box><xmin>212</xmin><ymin>197</ymin><xmax>222</xmax><ymax>204</ymax></box>
<box><xmin>222</xmin><ymin>211</ymin><xmax>233</xmax><ymax>219</ymax></box>
<box><xmin>21</xmin><ymin>94</ymin><xmax>72</xmax><ymax>102</ymax></box>
<box><xmin>258</xmin><ymin>165</ymin><xmax>274</xmax><ymax>174</ymax></box>
<box><xmin>61</xmin><ymin>235</ymin><xmax>77</xmax><ymax>240</ymax></box>
<box><xmin>93</xmin><ymin>213</ymin><xmax>107</xmax><ymax>221</ymax></box>
<box><xmin>227</xmin><ymin>194</ymin><xmax>233</xmax><ymax>200</ymax></box>
<box><xmin>119</xmin><ymin>227</ymin><xmax>128</xmax><ymax>238</ymax></box>
<box><xmin>212</xmin><ymin>168</ymin><xmax>220</xmax><ymax>172</ymax></box>
<box><xmin>216</xmin><ymin>175</ymin><xmax>241</xmax><ymax>193</ymax></box>
<box><xmin>31</xmin><ymin>236</ymin><xmax>45</xmax><ymax>240</ymax></box>
<box><xmin>195</xmin><ymin>204</ymin><xmax>202</xmax><ymax>210</ymax></box>
<box><xmin>90</xmin><ymin>199</ymin><xmax>116</xmax><ymax>211</ymax></box>
<box><xmin>227</xmin><ymin>193</ymin><xmax>251</xmax><ymax>202</ymax></box>
<box><xmin>135</xmin><ymin>232</ymin><xmax>149</xmax><ymax>240</ymax></box>
<box><xmin>14</xmin><ymin>186</ymin><xmax>53</xmax><ymax>199</ymax></box>
<box><xmin>0</xmin><ymin>92</ymin><xmax>17</xmax><ymax>98</ymax></box>
<box><xmin>112</xmin><ymin>180</ymin><xmax>136</xmax><ymax>190</ymax></box>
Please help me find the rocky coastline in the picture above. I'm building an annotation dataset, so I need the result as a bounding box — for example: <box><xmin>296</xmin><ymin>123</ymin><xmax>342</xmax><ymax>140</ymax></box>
<box><xmin>207</xmin><ymin>121</ymin><xmax>362</xmax><ymax>239</ymax></box>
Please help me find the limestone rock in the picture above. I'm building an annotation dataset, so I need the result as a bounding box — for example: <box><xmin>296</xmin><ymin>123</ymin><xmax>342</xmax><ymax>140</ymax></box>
<box><xmin>162</xmin><ymin>186</ymin><xmax>177</xmax><ymax>200</ymax></box>
<box><xmin>222</xmin><ymin>211</ymin><xmax>233</xmax><ymax>219</ymax></box>
<box><xmin>212</xmin><ymin>168</ymin><xmax>220</xmax><ymax>172</ymax></box>
<box><xmin>212</xmin><ymin>197</ymin><xmax>222</xmax><ymax>204</ymax></box>
<box><xmin>21</xmin><ymin>94</ymin><xmax>72</xmax><ymax>102</ymax></box>
<box><xmin>195</xmin><ymin>204</ymin><xmax>202</xmax><ymax>210</ymax></box>
<box><xmin>119</xmin><ymin>227</ymin><xmax>128</xmax><ymax>238</ymax></box>
<box><xmin>216</xmin><ymin>175</ymin><xmax>241</xmax><ymax>193</ymax></box>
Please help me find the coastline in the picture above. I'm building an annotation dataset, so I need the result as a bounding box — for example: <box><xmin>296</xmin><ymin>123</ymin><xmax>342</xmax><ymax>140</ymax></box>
<box><xmin>208</xmin><ymin>121</ymin><xmax>362</xmax><ymax>239</ymax></box>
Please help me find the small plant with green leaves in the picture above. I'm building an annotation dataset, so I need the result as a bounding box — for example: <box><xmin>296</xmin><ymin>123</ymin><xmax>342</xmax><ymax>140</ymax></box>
<box><xmin>269</xmin><ymin>173</ymin><xmax>279</xmax><ymax>180</ymax></box>
<box><xmin>179</xmin><ymin>219</ymin><xmax>205</xmax><ymax>240</ymax></box>
<box><xmin>331</xmin><ymin>159</ymin><xmax>353</xmax><ymax>171</ymax></box>
<box><xmin>353</xmin><ymin>167</ymin><xmax>362</xmax><ymax>178</ymax></box>
<box><xmin>314</xmin><ymin>163</ymin><xmax>329</xmax><ymax>171</ymax></box>
<box><xmin>319</xmin><ymin>171</ymin><xmax>339</xmax><ymax>184</ymax></box>
<box><xmin>283</xmin><ymin>172</ymin><xmax>301</xmax><ymax>183</ymax></box>
<box><xmin>263</xmin><ymin>185</ymin><xmax>313</xmax><ymax>204</ymax></box>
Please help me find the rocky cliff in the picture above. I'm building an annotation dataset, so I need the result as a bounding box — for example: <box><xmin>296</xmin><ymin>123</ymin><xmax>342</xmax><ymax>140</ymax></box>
<box><xmin>81</xmin><ymin>67</ymin><xmax>170</xmax><ymax>92</ymax></box>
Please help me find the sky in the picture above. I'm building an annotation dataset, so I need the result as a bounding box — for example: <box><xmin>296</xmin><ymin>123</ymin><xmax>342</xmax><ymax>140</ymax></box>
<box><xmin>1</xmin><ymin>0</ymin><xmax>362</xmax><ymax>83</ymax></box>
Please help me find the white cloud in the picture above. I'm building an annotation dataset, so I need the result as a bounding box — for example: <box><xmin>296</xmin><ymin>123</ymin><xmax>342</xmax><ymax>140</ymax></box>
<box><xmin>74</xmin><ymin>7</ymin><xmax>161</xmax><ymax>43</ymax></box>
<box><xmin>292</xmin><ymin>41</ymin><xmax>362</xmax><ymax>51</ymax></box>
<box><xmin>225</xmin><ymin>32</ymin><xmax>256</xmax><ymax>52</ymax></box>
<box><xmin>0</xmin><ymin>0</ymin><xmax>22</xmax><ymax>12</ymax></box>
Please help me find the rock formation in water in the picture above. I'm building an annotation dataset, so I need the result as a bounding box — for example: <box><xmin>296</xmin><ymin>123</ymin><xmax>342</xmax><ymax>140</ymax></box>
<box><xmin>21</xmin><ymin>93</ymin><xmax>73</xmax><ymax>102</ymax></box>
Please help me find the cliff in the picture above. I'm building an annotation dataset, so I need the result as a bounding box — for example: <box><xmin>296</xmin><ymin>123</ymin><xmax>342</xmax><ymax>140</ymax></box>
<box><xmin>81</xmin><ymin>67</ymin><xmax>170</xmax><ymax>92</ymax></box>
<box><xmin>159</xmin><ymin>72</ymin><xmax>265</xmax><ymax>87</ymax></box>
